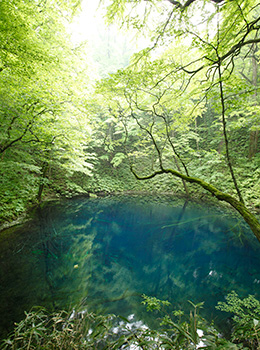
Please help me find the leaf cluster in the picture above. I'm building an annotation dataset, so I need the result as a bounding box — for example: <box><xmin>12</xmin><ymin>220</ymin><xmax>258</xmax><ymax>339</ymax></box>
<box><xmin>5</xmin><ymin>293</ymin><xmax>260</xmax><ymax>350</ymax></box>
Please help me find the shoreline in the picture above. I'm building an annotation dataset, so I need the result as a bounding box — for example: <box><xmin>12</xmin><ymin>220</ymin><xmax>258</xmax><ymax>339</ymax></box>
<box><xmin>0</xmin><ymin>190</ymin><xmax>259</xmax><ymax>234</ymax></box>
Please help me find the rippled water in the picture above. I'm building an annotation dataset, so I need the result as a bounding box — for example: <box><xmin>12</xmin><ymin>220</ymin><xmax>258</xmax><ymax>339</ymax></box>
<box><xmin>0</xmin><ymin>195</ymin><xmax>259</xmax><ymax>337</ymax></box>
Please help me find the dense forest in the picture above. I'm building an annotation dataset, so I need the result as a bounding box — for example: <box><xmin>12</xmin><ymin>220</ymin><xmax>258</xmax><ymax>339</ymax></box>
<box><xmin>0</xmin><ymin>0</ymin><xmax>260</xmax><ymax>348</ymax></box>
<box><xmin>1</xmin><ymin>0</ymin><xmax>260</xmax><ymax>238</ymax></box>
<box><xmin>0</xmin><ymin>0</ymin><xmax>260</xmax><ymax>235</ymax></box>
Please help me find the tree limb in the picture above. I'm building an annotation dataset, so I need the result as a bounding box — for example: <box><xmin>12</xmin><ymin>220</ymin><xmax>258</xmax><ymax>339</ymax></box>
<box><xmin>131</xmin><ymin>165</ymin><xmax>260</xmax><ymax>242</ymax></box>
<box><xmin>217</xmin><ymin>61</ymin><xmax>244</xmax><ymax>203</ymax></box>
<box><xmin>166</xmin><ymin>0</ymin><xmax>221</xmax><ymax>11</ymax></box>
<box><xmin>0</xmin><ymin>108</ymin><xmax>48</xmax><ymax>154</ymax></box>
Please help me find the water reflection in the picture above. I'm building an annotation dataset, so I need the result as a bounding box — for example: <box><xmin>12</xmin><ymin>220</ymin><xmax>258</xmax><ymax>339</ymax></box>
<box><xmin>0</xmin><ymin>195</ymin><xmax>259</xmax><ymax>337</ymax></box>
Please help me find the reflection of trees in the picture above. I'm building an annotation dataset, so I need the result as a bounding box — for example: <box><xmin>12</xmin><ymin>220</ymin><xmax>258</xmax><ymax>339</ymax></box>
<box><xmin>78</xmin><ymin>197</ymin><xmax>260</xmax><ymax>325</ymax></box>
<box><xmin>0</xmin><ymin>196</ymin><xmax>259</xmax><ymax>336</ymax></box>
<box><xmin>35</xmin><ymin>205</ymin><xmax>98</xmax><ymax>310</ymax></box>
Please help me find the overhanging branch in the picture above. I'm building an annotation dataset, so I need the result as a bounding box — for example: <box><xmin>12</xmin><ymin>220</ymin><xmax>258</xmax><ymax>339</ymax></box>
<box><xmin>130</xmin><ymin>165</ymin><xmax>260</xmax><ymax>242</ymax></box>
<box><xmin>166</xmin><ymin>0</ymin><xmax>223</xmax><ymax>11</ymax></box>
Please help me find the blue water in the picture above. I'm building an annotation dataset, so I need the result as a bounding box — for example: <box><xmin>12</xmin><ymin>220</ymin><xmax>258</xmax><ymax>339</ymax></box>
<box><xmin>0</xmin><ymin>195</ymin><xmax>260</xmax><ymax>337</ymax></box>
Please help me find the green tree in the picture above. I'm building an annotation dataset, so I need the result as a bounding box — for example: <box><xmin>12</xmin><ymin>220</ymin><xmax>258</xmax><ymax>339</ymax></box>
<box><xmin>0</xmin><ymin>0</ymin><xmax>96</xmax><ymax>221</ymax></box>
<box><xmin>96</xmin><ymin>0</ymin><xmax>260</xmax><ymax>241</ymax></box>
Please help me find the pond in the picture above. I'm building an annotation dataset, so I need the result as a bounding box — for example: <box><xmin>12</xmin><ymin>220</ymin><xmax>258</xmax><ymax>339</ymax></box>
<box><xmin>0</xmin><ymin>195</ymin><xmax>260</xmax><ymax>338</ymax></box>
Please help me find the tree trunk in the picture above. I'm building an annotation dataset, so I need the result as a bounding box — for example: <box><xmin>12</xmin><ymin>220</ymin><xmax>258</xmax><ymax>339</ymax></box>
<box><xmin>249</xmin><ymin>47</ymin><xmax>259</xmax><ymax>159</ymax></box>
<box><xmin>37</xmin><ymin>162</ymin><xmax>49</xmax><ymax>203</ymax></box>
<box><xmin>218</xmin><ymin>64</ymin><xmax>244</xmax><ymax>204</ymax></box>
<box><xmin>173</xmin><ymin>155</ymin><xmax>189</xmax><ymax>197</ymax></box>
<box><xmin>249</xmin><ymin>130</ymin><xmax>259</xmax><ymax>159</ymax></box>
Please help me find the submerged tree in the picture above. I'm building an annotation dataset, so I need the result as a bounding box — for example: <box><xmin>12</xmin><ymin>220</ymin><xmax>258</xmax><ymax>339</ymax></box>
<box><xmin>97</xmin><ymin>0</ymin><xmax>260</xmax><ymax>241</ymax></box>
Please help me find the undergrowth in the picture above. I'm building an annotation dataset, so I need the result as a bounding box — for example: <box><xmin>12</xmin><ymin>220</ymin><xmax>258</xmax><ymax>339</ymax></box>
<box><xmin>2</xmin><ymin>293</ymin><xmax>260</xmax><ymax>350</ymax></box>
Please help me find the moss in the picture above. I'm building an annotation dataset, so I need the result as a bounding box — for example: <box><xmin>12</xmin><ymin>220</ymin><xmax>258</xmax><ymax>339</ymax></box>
<box><xmin>131</xmin><ymin>166</ymin><xmax>260</xmax><ymax>242</ymax></box>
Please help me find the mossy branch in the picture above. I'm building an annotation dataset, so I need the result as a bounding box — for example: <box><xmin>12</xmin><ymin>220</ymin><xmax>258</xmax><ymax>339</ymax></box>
<box><xmin>130</xmin><ymin>166</ymin><xmax>260</xmax><ymax>242</ymax></box>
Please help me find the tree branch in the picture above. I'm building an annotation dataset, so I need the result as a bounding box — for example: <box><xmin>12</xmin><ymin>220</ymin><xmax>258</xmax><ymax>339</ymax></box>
<box><xmin>217</xmin><ymin>61</ymin><xmax>244</xmax><ymax>204</ymax></box>
<box><xmin>0</xmin><ymin>108</ymin><xmax>48</xmax><ymax>154</ymax></box>
<box><xmin>130</xmin><ymin>165</ymin><xmax>260</xmax><ymax>242</ymax></box>
<box><xmin>166</xmin><ymin>0</ymin><xmax>220</xmax><ymax>11</ymax></box>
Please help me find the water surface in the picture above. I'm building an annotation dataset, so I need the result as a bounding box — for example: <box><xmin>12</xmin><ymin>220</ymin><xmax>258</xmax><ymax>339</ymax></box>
<box><xmin>0</xmin><ymin>195</ymin><xmax>259</xmax><ymax>337</ymax></box>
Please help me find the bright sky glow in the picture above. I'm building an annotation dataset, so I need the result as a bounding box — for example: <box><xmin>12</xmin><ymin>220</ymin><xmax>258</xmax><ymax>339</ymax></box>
<box><xmin>67</xmin><ymin>0</ymin><xmax>147</xmax><ymax>78</ymax></box>
<box><xmin>69</xmin><ymin>1</ymin><xmax>102</xmax><ymax>44</ymax></box>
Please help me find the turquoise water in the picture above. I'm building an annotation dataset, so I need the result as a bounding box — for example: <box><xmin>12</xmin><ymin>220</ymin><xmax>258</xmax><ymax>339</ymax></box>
<box><xmin>0</xmin><ymin>195</ymin><xmax>260</xmax><ymax>337</ymax></box>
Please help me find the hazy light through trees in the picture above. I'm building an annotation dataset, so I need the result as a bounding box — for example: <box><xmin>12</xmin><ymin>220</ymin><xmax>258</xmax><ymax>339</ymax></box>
<box><xmin>68</xmin><ymin>0</ymin><xmax>148</xmax><ymax>77</ymax></box>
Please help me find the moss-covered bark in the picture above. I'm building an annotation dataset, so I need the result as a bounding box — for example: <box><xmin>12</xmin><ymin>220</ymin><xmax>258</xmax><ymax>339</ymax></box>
<box><xmin>131</xmin><ymin>166</ymin><xmax>260</xmax><ymax>242</ymax></box>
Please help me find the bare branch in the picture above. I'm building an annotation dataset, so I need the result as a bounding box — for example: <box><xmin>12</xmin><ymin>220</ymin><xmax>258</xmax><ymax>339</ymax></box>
<box><xmin>130</xmin><ymin>9</ymin><xmax>175</xmax><ymax>66</ymax></box>
<box><xmin>0</xmin><ymin>108</ymin><xmax>49</xmax><ymax>154</ymax></box>
<box><xmin>217</xmin><ymin>60</ymin><xmax>244</xmax><ymax>203</ymax></box>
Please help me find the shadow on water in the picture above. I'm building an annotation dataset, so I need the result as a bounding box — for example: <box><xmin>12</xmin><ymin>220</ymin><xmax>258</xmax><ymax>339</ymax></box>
<box><xmin>0</xmin><ymin>194</ymin><xmax>260</xmax><ymax>338</ymax></box>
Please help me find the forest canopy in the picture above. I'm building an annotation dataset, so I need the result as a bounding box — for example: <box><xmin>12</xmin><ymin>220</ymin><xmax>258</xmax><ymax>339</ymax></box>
<box><xmin>0</xmin><ymin>0</ymin><xmax>260</xmax><ymax>240</ymax></box>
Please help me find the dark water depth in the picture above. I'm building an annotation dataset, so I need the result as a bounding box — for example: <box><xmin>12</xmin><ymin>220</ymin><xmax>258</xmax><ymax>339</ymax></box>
<box><xmin>0</xmin><ymin>195</ymin><xmax>260</xmax><ymax>337</ymax></box>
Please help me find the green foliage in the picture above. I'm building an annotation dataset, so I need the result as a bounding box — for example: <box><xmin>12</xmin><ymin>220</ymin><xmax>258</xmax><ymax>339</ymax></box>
<box><xmin>5</xmin><ymin>295</ymin><xmax>260</xmax><ymax>350</ymax></box>
<box><xmin>111</xmin><ymin>152</ymin><xmax>126</xmax><ymax>168</ymax></box>
<box><xmin>1</xmin><ymin>0</ymin><xmax>260</xmax><ymax>235</ymax></box>
<box><xmin>1</xmin><ymin>307</ymin><xmax>117</xmax><ymax>350</ymax></box>
<box><xmin>0</xmin><ymin>161</ymin><xmax>40</xmax><ymax>222</ymax></box>
<box><xmin>94</xmin><ymin>0</ymin><xmax>260</xmax><ymax>240</ymax></box>
<box><xmin>0</xmin><ymin>0</ymin><xmax>95</xmax><ymax>224</ymax></box>
<box><xmin>157</xmin><ymin>300</ymin><xmax>206</xmax><ymax>349</ymax></box>
<box><xmin>0</xmin><ymin>302</ymin><xmax>208</xmax><ymax>350</ymax></box>
<box><xmin>141</xmin><ymin>294</ymin><xmax>171</xmax><ymax>312</ymax></box>
<box><xmin>216</xmin><ymin>291</ymin><xmax>260</xmax><ymax>349</ymax></box>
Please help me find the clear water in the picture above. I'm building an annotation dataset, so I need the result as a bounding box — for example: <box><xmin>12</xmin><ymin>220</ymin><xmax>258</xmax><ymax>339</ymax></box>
<box><xmin>0</xmin><ymin>195</ymin><xmax>260</xmax><ymax>337</ymax></box>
